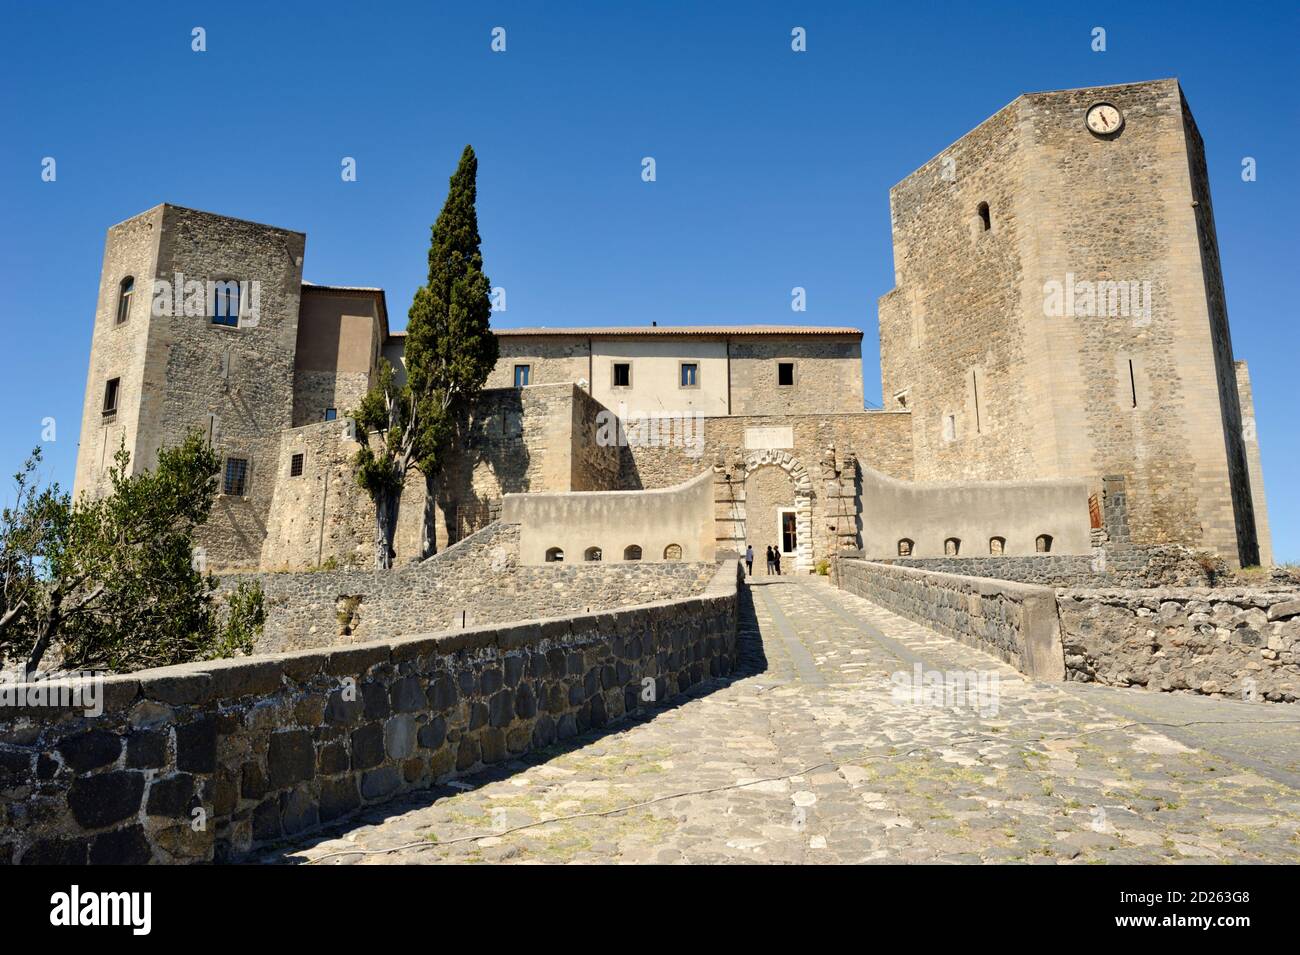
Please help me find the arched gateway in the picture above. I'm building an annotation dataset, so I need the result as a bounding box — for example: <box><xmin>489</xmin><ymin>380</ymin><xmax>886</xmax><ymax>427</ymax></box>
<box><xmin>742</xmin><ymin>450</ymin><xmax>814</xmax><ymax>573</ymax></box>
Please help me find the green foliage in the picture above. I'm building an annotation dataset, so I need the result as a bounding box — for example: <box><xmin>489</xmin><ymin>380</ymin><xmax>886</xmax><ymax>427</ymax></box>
<box><xmin>352</xmin><ymin>145</ymin><xmax>498</xmax><ymax>567</ymax></box>
<box><xmin>203</xmin><ymin>580</ymin><xmax>265</xmax><ymax>661</ymax></box>
<box><xmin>815</xmin><ymin>558</ymin><xmax>831</xmax><ymax>576</ymax></box>
<box><xmin>0</xmin><ymin>434</ymin><xmax>266</xmax><ymax>674</ymax></box>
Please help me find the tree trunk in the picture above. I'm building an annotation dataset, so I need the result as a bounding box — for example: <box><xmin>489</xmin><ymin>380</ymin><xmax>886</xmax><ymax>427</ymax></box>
<box><xmin>421</xmin><ymin>472</ymin><xmax>437</xmax><ymax>559</ymax></box>
<box><xmin>374</xmin><ymin>488</ymin><xmax>400</xmax><ymax>570</ymax></box>
<box><xmin>25</xmin><ymin>614</ymin><xmax>56</xmax><ymax>677</ymax></box>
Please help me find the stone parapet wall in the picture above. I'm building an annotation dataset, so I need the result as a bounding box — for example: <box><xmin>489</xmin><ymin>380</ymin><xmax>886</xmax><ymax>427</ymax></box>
<box><xmin>0</xmin><ymin>562</ymin><xmax>743</xmax><ymax>864</ymax></box>
<box><xmin>837</xmin><ymin>559</ymin><xmax>1065</xmax><ymax>679</ymax></box>
<box><xmin>1058</xmin><ymin>588</ymin><xmax>1300</xmax><ymax>702</ymax></box>
<box><xmin>504</xmin><ymin>470</ymin><xmax>717</xmax><ymax>566</ymax></box>
<box><xmin>231</xmin><ymin>522</ymin><xmax>716</xmax><ymax>654</ymax></box>
<box><xmin>857</xmin><ymin>466</ymin><xmax>1091</xmax><ymax>559</ymax></box>
<box><xmin>884</xmin><ymin>544</ymin><xmax>1225</xmax><ymax>589</ymax></box>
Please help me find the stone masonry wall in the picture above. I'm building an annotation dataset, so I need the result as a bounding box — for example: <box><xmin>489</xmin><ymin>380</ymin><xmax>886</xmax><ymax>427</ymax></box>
<box><xmin>0</xmin><ymin>562</ymin><xmax>742</xmax><ymax>864</ymax></box>
<box><xmin>234</xmin><ymin>522</ymin><xmax>716</xmax><ymax>654</ymax></box>
<box><xmin>884</xmin><ymin>545</ymin><xmax>1226</xmax><ymax>589</ymax></box>
<box><xmin>1058</xmin><ymin>588</ymin><xmax>1300</xmax><ymax>702</ymax></box>
<box><xmin>837</xmin><ymin>559</ymin><xmax>1065</xmax><ymax>680</ymax></box>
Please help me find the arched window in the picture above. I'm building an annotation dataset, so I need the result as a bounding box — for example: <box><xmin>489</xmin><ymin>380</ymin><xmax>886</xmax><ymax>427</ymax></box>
<box><xmin>663</xmin><ymin>543</ymin><xmax>682</xmax><ymax>560</ymax></box>
<box><xmin>584</xmin><ymin>546</ymin><xmax>602</xmax><ymax>562</ymax></box>
<box><xmin>897</xmin><ymin>538</ymin><xmax>913</xmax><ymax>557</ymax></box>
<box><xmin>623</xmin><ymin>545</ymin><xmax>642</xmax><ymax>561</ymax></box>
<box><xmin>115</xmin><ymin>276</ymin><xmax>134</xmax><ymax>325</ymax></box>
<box><xmin>944</xmin><ymin>537</ymin><xmax>961</xmax><ymax>557</ymax></box>
<box><xmin>989</xmin><ymin>536</ymin><xmax>1005</xmax><ymax>555</ymax></box>
<box><xmin>977</xmin><ymin>202</ymin><xmax>991</xmax><ymax>232</ymax></box>
<box><xmin>1035</xmin><ymin>534</ymin><xmax>1053</xmax><ymax>554</ymax></box>
<box><xmin>545</xmin><ymin>547</ymin><xmax>564</xmax><ymax>563</ymax></box>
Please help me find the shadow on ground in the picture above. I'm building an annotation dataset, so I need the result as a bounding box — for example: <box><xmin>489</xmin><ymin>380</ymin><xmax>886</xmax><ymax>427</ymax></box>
<box><xmin>249</xmin><ymin>582</ymin><xmax>772</xmax><ymax>864</ymax></box>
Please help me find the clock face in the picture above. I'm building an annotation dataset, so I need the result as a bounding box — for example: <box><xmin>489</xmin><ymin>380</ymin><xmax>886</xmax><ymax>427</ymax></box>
<box><xmin>1086</xmin><ymin>102</ymin><xmax>1123</xmax><ymax>135</ymax></box>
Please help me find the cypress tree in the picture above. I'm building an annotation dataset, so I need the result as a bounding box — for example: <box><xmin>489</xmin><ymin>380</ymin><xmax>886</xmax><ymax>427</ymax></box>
<box><xmin>354</xmin><ymin>146</ymin><xmax>498</xmax><ymax>568</ymax></box>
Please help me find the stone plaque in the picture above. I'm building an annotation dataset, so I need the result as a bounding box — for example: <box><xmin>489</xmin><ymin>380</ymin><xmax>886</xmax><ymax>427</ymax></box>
<box><xmin>744</xmin><ymin>426</ymin><xmax>794</xmax><ymax>450</ymax></box>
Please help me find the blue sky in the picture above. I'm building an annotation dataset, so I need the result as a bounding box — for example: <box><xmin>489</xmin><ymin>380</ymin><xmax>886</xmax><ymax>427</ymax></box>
<box><xmin>1</xmin><ymin>1</ymin><xmax>1296</xmax><ymax>560</ymax></box>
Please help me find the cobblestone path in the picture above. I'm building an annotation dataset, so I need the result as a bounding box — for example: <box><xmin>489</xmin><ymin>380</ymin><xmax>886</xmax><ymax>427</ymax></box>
<box><xmin>268</xmin><ymin>578</ymin><xmax>1300</xmax><ymax>864</ymax></box>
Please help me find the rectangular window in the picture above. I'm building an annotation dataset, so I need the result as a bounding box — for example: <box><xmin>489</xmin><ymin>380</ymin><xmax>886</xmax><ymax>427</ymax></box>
<box><xmin>777</xmin><ymin>362</ymin><xmax>795</xmax><ymax>387</ymax></box>
<box><xmin>223</xmin><ymin>457</ymin><xmax>249</xmax><ymax>496</ymax></box>
<box><xmin>211</xmin><ymin>281</ymin><xmax>240</xmax><ymax>328</ymax></box>
<box><xmin>290</xmin><ymin>453</ymin><xmax>304</xmax><ymax>477</ymax></box>
<box><xmin>102</xmin><ymin>377</ymin><xmax>120</xmax><ymax>415</ymax></box>
<box><xmin>680</xmin><ymin>362</ymin><xmax>698</xmax><ymax>387</ymax></box>
<box><xmin>324</xmin><ymin>408</ymin><xmax>337</xmax><ymax>421</ymax></box>
<box><xmin>612</xmin><ymin>362</ymin><xmax>631</xmax><ymax>387</ymax></box>
<box><xmin>115</xmin><ymin>277</ymin><xmax>134</xmax><ymax>325</ymax></box>
<box><xmin>513</xmin><ymin>364</ymin><xmax>531</xmax><ymax>387</ymax></box>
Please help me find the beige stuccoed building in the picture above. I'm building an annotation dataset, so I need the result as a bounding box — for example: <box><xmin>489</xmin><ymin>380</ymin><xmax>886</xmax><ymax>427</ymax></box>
<box><xmin>71</xmin><ymin>78</ymin><xmax>1271</xmax><ymax>574</ymax></box>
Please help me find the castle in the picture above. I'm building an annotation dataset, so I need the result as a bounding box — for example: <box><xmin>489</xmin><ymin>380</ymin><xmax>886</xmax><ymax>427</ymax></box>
<box><xmin>72</xmin><ymin>79</ymin><xmax>1272</xmax><ymax>574</ymax></box>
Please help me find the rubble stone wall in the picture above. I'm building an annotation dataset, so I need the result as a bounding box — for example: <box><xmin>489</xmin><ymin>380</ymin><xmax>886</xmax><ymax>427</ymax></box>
<box><xmin>0</xmin><ymin>562</ymin><xmax>743</xmax><ymax>864</ymax></box>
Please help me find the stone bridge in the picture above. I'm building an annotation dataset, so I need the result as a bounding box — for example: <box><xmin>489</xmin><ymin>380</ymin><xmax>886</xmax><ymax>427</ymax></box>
<box><xmin>272</xmin><ymin>577</ymin><xmax>1300</xmax><ymax>865</ymax></box>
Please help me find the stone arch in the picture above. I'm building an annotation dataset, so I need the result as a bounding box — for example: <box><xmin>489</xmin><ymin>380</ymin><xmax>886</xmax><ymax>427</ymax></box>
<box><xmin>742</xmin><ymin>450</ymin><xmax>814</xmax><ymax>572</ymax></box>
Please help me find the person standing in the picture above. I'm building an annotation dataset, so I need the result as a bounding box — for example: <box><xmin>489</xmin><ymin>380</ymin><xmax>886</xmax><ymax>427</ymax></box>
<box><xmin>765</xmin><ymin>545</ymin><xmax>775</xmax><ymax>575</ymax></box>
<box><xmin>744</xmin><ymin>544</ymin><xmax>754</xmax><ymax>576</ymax></box>
<box><xmin>773</xmin><ymin>548</ymin><xmax>782</xmax><ymax>576</ymax></box>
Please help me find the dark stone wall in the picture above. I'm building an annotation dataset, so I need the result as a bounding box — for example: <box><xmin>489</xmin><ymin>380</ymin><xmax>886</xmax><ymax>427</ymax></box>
<box><xmin>0</xmin><ymin>562</ymin><xmax>742</xmax><ymax>864</ymax></box>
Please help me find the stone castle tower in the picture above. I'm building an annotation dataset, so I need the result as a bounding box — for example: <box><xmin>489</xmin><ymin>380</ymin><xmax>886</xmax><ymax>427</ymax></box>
<box><xmin>72</xmin><ymin>205</ymin><xmax>308</xmax><ymax>568</ymax></box>
<box><xmin>878</xmin><ymin>78</ymin><xmax>1269</xmax><ymax>567</ymax></box>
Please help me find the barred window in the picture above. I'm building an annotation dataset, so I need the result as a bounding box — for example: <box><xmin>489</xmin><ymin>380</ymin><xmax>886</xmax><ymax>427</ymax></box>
<box><xmin>290</xmin><ymin>453</ymin><xmax>304</xmax><ymax>477</ymax></box>
<box><xmin>223</xmin><ymin>457</ymin><xmax>249</xmax><ymax>496</ymax></box>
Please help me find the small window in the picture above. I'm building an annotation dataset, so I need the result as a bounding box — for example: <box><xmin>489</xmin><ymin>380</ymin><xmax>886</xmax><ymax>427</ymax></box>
<box><xmin>102</xmin><ymin>377</ymin><xmax>120</xmax><ymax>415</ymax></box>
<box><xmin>897</xmin><ymin>538</ymin><xmax>913</xmax><ymax>557</ymax></box>
<box><xmin>211</xmin><ymin>280</ymin><xmax>240</xmax><ymax>327</ymax></box>
<box><xmin>290</xmin><ymin>453</ymin><xmax>304</xmax><ymax>477</ymax></box>
<box><xmin>324</xmin><ymin>408</ymin><xmax>338</xmax><ymax>421</ymax></box>
<box><xmin>977</xmin><ymin>202</ymin><xmax>991</xmax><ymax>232</ymax></box>
<box><xmin>514</xmin><ymin>364</ymin><xmax>531</xmax><ymax>387</ymax></box>
<box><xmin>989</xmin><ymin>536</ymin><xmax>1005</xmax><ymax>555</ymax></box>
<box><xmin>1035</xmin><ymin>534</ymin><xmax>1053</xmax><ymax>554</ymax></box>
<box><xmin>223</xmin><ymin>457</ymin><xmax>249</xmax><ymax>496</ymax></box>
<box><xmin>679</xmin><ymin>363</ymin><xmax>698</xmax><ymax>388</ymax></box>
<box><xmin>545</xmin><ymin>547</ymin><xmax>564</xmax><ymax>563</ymax></box>
<box><xmin>612</xmin><ymin>362</ymin><xmax>631</xmax><ymax>387</ymax></box>
<box><xmin>663</xmin><ymin>543</ymin><xmax>682</xmax><ymax>560</ymax></box>
<box><xmin>583</xmin><ymin>546</ymin><xmax>602</xmax><ymax>562</ymax></box>
<box><xmin>115</xmin><ymin>277</ymin><xmax>134</xmax><ymax>325</ymax></box>
<box><xmin>944</xmin><ymin>537</ymin><xmax>961</xmax><ymax>557</ymax></box>
<box><xmin>777</xmin><ymin>362</ymin><xmax>795</xmax><ymax>387</ymax></box>
<box><xmin>623</xmin><ymin>545</ymin><xmax>642</xmax><ymax>561</ymax></box>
